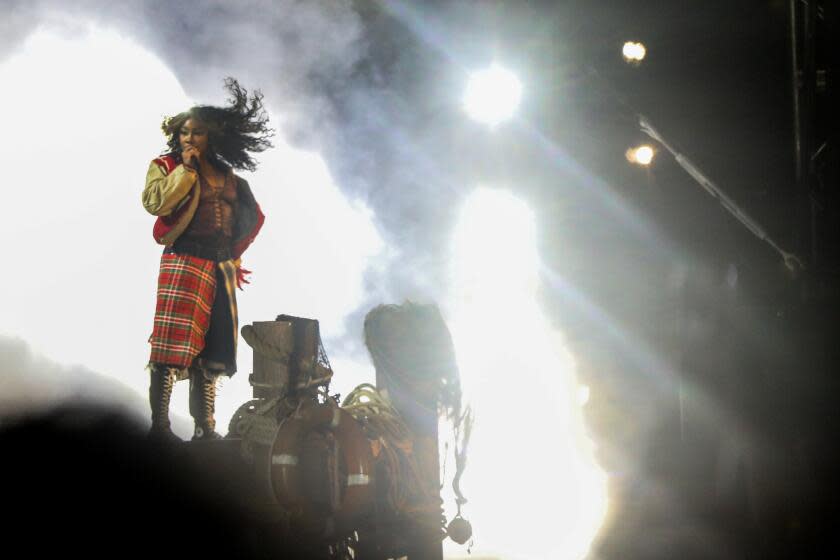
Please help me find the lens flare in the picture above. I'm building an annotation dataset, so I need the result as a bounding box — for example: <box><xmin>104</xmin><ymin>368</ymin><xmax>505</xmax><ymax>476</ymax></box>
<box><xmin>446</xmin><ymin>188</ymin><xmax>607</xmax><ymax>560</ymax></box>
<box><xmin>463</xmin><ymin>64</ymin><xmax>523</xmax><ymax>126</ymax></box>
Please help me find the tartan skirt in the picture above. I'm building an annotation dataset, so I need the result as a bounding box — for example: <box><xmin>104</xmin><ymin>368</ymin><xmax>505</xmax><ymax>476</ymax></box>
<box><xmin>148</xmin><ymin>253</ymin><xmax>238</xmax><ymax>371</ymax></box>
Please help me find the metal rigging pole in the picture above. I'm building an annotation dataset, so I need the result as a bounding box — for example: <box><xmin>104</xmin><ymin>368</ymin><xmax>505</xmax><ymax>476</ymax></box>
<box><xmin>789</xmin><ymin>0</ymin><xmax>832</xmax><ymax>269</ymax></box>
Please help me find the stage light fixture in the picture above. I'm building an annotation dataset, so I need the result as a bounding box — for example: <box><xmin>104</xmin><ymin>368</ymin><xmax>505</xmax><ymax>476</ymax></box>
<box><xmin>626</xmin><ymin>145</ymin><xmax>655</xmax><ymax>166</ymax></box>
<box><xmin>622</xmin><ymin>41</ymin><xmax>647</xmax><ymax>62</ymax></box>
<box><xmin>463</xmin><ymin>64</ymin><xmax>522</xmax><ymax>126</ymax></box>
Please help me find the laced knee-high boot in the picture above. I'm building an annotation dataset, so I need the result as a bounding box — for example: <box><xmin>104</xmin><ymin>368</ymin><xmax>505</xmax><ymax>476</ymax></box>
<box><xmin>189</xmin><ymin>367</ymin><xmax>222</xmax><ymax>440</ymax></box>
<box><xmin>148</xmin><ymin>365</ymin><xmax>181</xmax><ymax>442</ymax></box>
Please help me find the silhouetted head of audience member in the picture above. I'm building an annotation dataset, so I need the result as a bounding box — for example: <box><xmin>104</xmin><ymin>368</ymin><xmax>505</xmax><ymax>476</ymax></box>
<box><xmin>0</xmin><ymin>405</ymin><xmax>295</xmax><ymax>558</ymax></box>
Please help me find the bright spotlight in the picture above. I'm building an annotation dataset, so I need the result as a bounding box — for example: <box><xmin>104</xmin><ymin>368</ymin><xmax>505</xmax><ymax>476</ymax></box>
<box><xmin>626</xmin><ymin>144</ymin><xmax>655</xmax><ymax>166</ymax></box>
<box><xmin>463</xmin><ymin>64</ymin><xmax>523</xmax><ymax>126</ymax></box>
<box><xmin>622</xmin><ymin>41</ymin><xmax>647</xmax><ymax>62</ymax></box>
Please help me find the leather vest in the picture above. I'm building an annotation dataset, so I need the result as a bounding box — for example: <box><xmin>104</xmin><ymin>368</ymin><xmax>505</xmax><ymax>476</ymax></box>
<box><xmin>182</xmin><ymin>171</ymin><xmax>238</xmax><ymax>247</ymax></box>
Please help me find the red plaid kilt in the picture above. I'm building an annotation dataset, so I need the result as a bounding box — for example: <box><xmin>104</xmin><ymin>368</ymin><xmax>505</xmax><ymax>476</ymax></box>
<box><xmin>148</xmin><ymin>254</ymin><xmax>237</xmax><ymax>368</ymax></box>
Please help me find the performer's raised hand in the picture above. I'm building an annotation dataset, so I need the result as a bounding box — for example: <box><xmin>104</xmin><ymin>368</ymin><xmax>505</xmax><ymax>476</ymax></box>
<box><xmin>182</xmin><ymin>144</ymin><xmax>201</xmax><ymax>169</ymax></box>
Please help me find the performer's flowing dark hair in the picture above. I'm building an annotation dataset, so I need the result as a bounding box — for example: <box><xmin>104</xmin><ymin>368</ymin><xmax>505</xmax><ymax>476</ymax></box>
<box><xmin>161</xmin><ymin>77</ymin><xmax>274</xmax><ymax>172</ymax></box>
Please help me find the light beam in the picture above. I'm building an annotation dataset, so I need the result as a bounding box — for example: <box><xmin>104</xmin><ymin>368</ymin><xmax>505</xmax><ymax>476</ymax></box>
<box><xmin>446</xmin><ymin>188</ymin><xmax>607</xmax><ymax>560</ymax></box>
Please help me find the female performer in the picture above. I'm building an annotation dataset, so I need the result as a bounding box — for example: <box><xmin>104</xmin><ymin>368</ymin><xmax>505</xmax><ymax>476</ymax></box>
<box><xmin>142</xmin><ymin>78</ymin><xmax>273</xmax><ymax>441</ymax></box>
